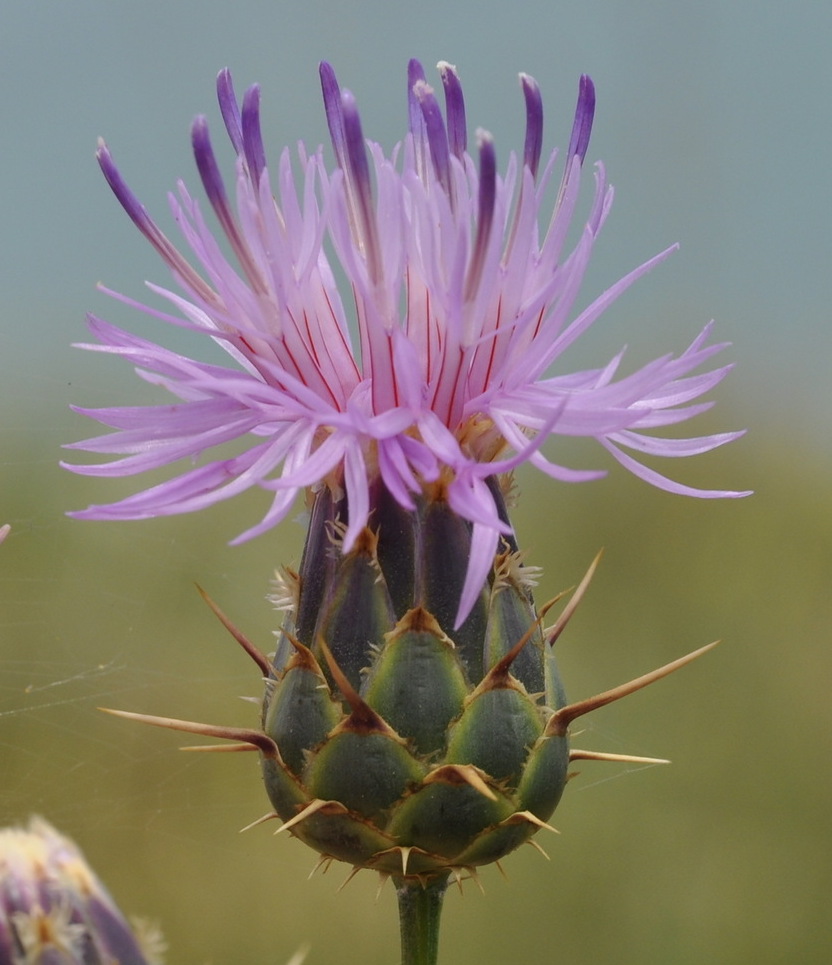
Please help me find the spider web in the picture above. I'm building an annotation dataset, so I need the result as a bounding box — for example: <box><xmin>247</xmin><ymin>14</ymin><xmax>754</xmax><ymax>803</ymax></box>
<box><xmin>0</xmin><ymin>352</ymin><xmax>307</xmax><ymax>845</ymax></box>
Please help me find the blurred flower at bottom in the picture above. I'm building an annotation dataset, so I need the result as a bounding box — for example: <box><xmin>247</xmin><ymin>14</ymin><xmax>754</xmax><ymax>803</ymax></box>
<box><xmin>0</xmin><ymin>816</ymin><xmax>165</xmax><ymax>965</ymax></box>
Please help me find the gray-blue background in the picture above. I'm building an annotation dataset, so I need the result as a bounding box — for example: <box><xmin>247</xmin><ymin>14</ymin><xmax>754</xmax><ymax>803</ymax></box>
<box><xmin>2</xmin><ymin>2</ymin><xmax>830</xmax><ymax>963</ymax></box>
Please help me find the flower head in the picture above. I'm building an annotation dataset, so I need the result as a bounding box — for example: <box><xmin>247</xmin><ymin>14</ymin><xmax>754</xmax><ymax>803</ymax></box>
<box><xmin>0</xmin><ymin>817</ymin><xmax>164</xmax><ymax>964</ymax></box>
<box><xmin>64</xmin><ymin>60</ymin><xmax>748</xmax><ymax>622</ymax></box>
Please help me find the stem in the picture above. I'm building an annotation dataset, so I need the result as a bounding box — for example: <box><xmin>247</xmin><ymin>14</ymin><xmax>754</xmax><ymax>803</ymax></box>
<box><xmin>393</xmin><ymin>872</ymin><xmax>450</xmax><ymax>965</ymax></box>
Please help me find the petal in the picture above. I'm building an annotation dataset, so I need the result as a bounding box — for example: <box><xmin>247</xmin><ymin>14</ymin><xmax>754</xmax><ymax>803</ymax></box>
<box><xmin>601</xmin><ymin>438</ymin><xmax>752</xmax><ymax>498</ymax></box>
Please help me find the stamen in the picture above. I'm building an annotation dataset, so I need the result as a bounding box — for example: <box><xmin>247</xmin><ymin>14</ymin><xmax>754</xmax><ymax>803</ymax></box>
<box><xmin>438</xmin><ymin>61</ymin><xmax>467</xmax><ymax>158</ymax></box>
<box><xmin>407</xmin><ymin>59</ymin><xmax>430</xmax><ymax>184</ymax></box>
<box><xmin>318</xmin><ymin>61</ymin><xmax>347</xmax><ymax>169</ymax></box>
<box><xmin>566</xmin><ymin>74</ymin><xmax>596</xmax><ymax>164</ymax></box>
<box><xmin>216</xmin><ymin>68</ymin><xmax>243</xmax><ymax>153</ymax></box>
<box><xmin>413</xmin><ymin>80</ymin><xmax>453</xmax><ymax>199</ymax></box>
<box><xmin>95</xmin><ymin>141</ymin><xmax>215</xmax><ymax>303</ymax></box>
<box><xmin>519</xmin><ymin>73</ymin><xmax>544</xmax><ymax>179</ymax></box>
<box><xmin>241</xmin><ymin>84</ymin><xmax>267</xmax><ymax>186</ymax></box>
<box><xmin>190</xmin><ymin>116</ymin><xmax>268</xmax><ymax>294</ymax></box>
<box><xmin>191</xmin><ymin>115</ymin><xmax>232</xmax><ymax>214</ymax></box>
<box><xmin>464</xmin><ymin>130</ymin><xmax>497</xmax><ymax>303</ymax></box>
<box><xmin>406</xmin><ymin>59</ymin><xmax>428</xmax><ymax>141</ymax></box>
<box><xmin>340</xmin><ymin>90</ymin><xmax>383</xmax><ymax>285</ymax></box>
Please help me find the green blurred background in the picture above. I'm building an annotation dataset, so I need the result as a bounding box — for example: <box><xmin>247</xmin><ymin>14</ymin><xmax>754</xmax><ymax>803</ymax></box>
<box><xmin>2</xmin><ymin>1</ymin><xmax>830</xmax><ymax>962</ymax></box>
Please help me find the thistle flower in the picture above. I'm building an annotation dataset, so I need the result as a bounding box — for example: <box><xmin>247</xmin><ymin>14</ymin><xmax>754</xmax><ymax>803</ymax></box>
<box><xmin>0</xmin><ymin>817</ymin><xmax>164</xmax><ymax>965</ymax></box>
<box><xmin>81</xmin><ymin>61</ymin><xmax>748</xmax><ymax>965</ymax></box>
<box><xmin>64</xmin><ymin>60</ymin><xmax>748</xmax><ymax>626</ymax></box>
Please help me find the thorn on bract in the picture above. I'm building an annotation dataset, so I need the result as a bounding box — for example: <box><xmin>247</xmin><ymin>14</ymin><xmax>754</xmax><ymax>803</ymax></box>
<box><xmin>375</xmin><ymin>873</ymin><xmax>390</xmax><ymax>902</ymax></box>
<box><xmin>546</xmin><ymin>640</ymin><xmax>720</xmax><ymax>737</ymax></box>
<box><xmin>196</xmin><ymin>584</ymin><xmax>272</xmax><ymax>676</ymax></box>
<box><xmin>318</xmin><ymin>638</ymin><xmax>399</xmax><ymax>737</ymax></box>
<box><xmin>274</xmin><ymin>799</ymin><xmax>346</xmax><ymax>835</ymax></box>
<box><xmin>526</xmin><ymin>838</ymin><xmax>550</xmax><ymax>861</ymax></box>
<box><xmin>423</xmin><ymin>763</ymin><xmax>498</xmax><ymax>800</ymax></box>
<box><xmin>308</xmin><ymin>856</ymin><xmax>335</xmax><ymax>880</ymax></box>
<box><xmin>239</xmin><ymin>812</ymin><xmax>280</xmax><ymax>833</ymax></box>
<box><xmin>501</xmin><ymin>810</ymin><xmax>559</xmax><ymax>834</ymax></box>
<box><xmin>480</xmin><ymin>594</ymin><xmax>560</xmax><ymax>689</ymax></box>
<box><xmin>337</xmin><ymin>866</ymin><xmax>363</xmax><ymax>892</ymax></box>
<box><xmin>179</xmin><ymin>741</ymin><xmax>259</xmax><ymax>752</ymax></box>
<box><xmin>286</xmin><ymin>943</ymin><xmax>311</xmax><ymax>965</ymax></box>
<box><xmin>283</xmin><ymin>631</ymin><xmax>327</xmax><ymax>676</ymax></box>
<box><xmin>545</xmin><ymin>549</ymin><xmax>603</xmax><ymax>648</ymax></box>
<box><xmin>569</xmin><ymin>749</ymin><xmax>671</xmax><ymax>765</ymax></box>
<box><xmin>100</xmin><ymin>707</ymin><xmax>280</xmax><ymax>758</ymax></box>
<box><xmin>469</xmin><ymin>868</ymin><xmax>485</xmax><ymax>895</ymax></box>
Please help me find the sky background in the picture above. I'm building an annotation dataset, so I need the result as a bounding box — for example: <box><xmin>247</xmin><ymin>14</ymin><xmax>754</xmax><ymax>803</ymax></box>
<box><xmin>1</xmin><ymin>2</ymin><xmax>830</xmax><ymax>964</ymax></box>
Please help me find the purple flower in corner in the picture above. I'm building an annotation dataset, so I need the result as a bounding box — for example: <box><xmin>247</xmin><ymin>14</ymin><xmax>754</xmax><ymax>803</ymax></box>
<box><xmin>64</xmin><ymin>60</ymin><xmax>748</xmax><ymax>622</ymax></box>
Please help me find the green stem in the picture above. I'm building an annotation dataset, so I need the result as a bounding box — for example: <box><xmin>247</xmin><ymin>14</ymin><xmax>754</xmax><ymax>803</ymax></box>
<box><xmin>393</xmin><ymin>872</ymin><xmax>450</xmax><ymax>965</ymax></box>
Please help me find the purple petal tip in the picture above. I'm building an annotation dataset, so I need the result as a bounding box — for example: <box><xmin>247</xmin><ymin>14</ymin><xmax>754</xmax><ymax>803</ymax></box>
<box><xmin>191</xmin><ymin>115</ymin><xmax>228</xmax><ymax>208</ymax></box>
<box><xmin>241</xmin><ymin>83</ymin><xmax>266</xmax><ymax>182</ymax></box>
<box><xmin>572</xmin><ymin>74</ymin><xmax>596</xmax><ymax>163</ymax></box>
<box><xmin>438</xmin><ymin>60</ymin><xmax>467</xmax><ymax>158</ymax></box>
<box><xmin>407</xmin><ymin>58</ymin><xmax>427</xmax><ymax>85</ymax></box>
<box><xmin>217</xmin><ymin>68</ymin><xmax>243</xmax><ymax>153</ymax></box>
<box><xmin>519</xmin><ymin>72</ymin><xmax>543</xmax><ymax>178</ymax></box>
<box><xmin>319</xmin><ymin>61</ymin><xmax>346</xmax><ymax>163</ymax></box>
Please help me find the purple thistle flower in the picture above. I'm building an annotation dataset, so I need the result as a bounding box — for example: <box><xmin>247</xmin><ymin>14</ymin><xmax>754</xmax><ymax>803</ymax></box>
<box><xmin>0</xmin><ymin>817</ymin><xmax>164</xmax><ymax>964</ymax></box>
<box><xmin>64</xmin><ymin>60</ymin><xmax>749</xmax><ymax>623</ymax></box>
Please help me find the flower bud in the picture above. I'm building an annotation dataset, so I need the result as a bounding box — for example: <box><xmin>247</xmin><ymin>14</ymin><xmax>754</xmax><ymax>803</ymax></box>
<box><xmin>260</xmin><ymin>480</ymin><xmax>571</xmax><ymax>878</ymax></box>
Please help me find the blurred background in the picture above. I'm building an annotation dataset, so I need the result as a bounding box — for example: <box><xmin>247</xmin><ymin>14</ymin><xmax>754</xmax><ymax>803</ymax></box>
<box><xmin>1</xmin><ymin>1</ymin><xmax>830</xmax><ymax>962</ymax></box>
